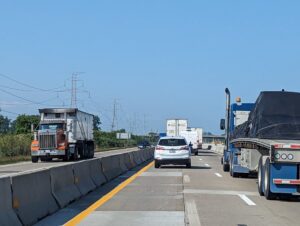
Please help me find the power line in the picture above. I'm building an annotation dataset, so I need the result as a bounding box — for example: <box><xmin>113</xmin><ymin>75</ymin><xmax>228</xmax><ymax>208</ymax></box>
<box><xmin>0</xmin><ymin>73</ymin><xmax>66</xmax><ymax>92</ymax></box>
<box><xmin>0</xmin><ymin>108</ymin><xmax>20</xmax><ymax>116</ymax></box>
<box><xmin>0</xmin><ymin>88</ymin><xmax>63</xmax><ymax>107</ymax></box>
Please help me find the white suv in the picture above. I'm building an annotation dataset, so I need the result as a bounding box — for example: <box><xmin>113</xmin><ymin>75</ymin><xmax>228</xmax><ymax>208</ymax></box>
<box><xmin>154</xmin><ymin>136</ymin><xmax>191</xmax><ymax>168</ymax></box>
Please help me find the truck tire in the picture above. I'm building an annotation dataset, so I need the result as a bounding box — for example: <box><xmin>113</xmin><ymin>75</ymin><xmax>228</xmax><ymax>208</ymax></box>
<box><xmin>63</xmin><ymin>150</ymin><xmax>70</xmax><ymax>162</ymax></box>
<box><xmin>186</xmin><ymin>162</ymin><xmax>192</xmax><ymax>168</ymax></box>
<box><xmin>230</xmin><ymin>155</ymin><xmax>238</xmax><ymax>178</ymax></box>
<box><xmin>72</xmin><ymin>146</ymin><xmax>79</xmax><ymax>161</ymax></box>
<box><xmin>258</xmin><ymin>157</ymin><xmax>264</xmax><ymax>196</ymax></box>
<box><xmin>31</xmin><ymin>156</ymin><xmax>38</xmax><ymax>163</ymax></box>
<box><xmin>88</xmin><ymin>142</ymin><xmax>95</xmax><ymax>159</ymax></box>
<box><xmin>223</xmin><ymin>163</ymin><xmax>230</xmax><ymax>172</ymax></box>
<box><xmin>264</xmin><ymin>158</ymin><xmax>275</xmax><ymax>200</ymax></box>
<box><xmin>154</xmin><ymin>160</ymin><xmax>160</xmax><ymax>169</ymax></box>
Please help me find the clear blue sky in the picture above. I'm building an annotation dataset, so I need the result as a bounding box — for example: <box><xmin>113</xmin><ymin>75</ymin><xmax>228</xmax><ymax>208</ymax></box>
<box><xmin>1</xmin><ymin>1</ymin><xmax>300</xmax><ymax>134</ymax></box>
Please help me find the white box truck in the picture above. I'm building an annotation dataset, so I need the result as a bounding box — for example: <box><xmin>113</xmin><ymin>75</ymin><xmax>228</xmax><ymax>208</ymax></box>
<box><xmin>166</xmin><ymin>119</ymin><xmax>188</xmax><ymax>137</ymax></box>
<box><xmin>180</xmin><ymin>128</ymin><xmax>203</xmax><ymax>155</ymax></box>
<box><xmin>31</xmin><ymin>108</ymin><xmax>94</xmax><ymax>162</ymax></box>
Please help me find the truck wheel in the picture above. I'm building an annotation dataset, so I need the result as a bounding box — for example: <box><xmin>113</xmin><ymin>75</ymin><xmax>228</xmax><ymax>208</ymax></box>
<box><xmin>195</xmin><ymin>151</ymin><xmax>198</xmax><ymax>156</ymax></box>
<box><xmin>31</xmin><ymin>156</ymin><xmax>38</xmax><ymax>163</ymax></box>
<box><xmin>72</xmin><ymin>146</ymin><xmax>79</xmax><ymax>161</ymax></box>
<box><xmin>223</xmin><ymin>163</ymin><xmax>230</xmax><ymax>172</ymax></box>
<box><xmin>186</xmin><ymin>162</ymin><xmax>192</xmax><ymax>168</ymax></box>
<box><xmin>154</xmin><ymin>160</ymin><xmax>160</xmax><ymax>169</ymax></box>
<box><xmin>264</xmin><ymin>158</ymin><xmax>275</xmax><ymax>200</ymax></box>
<box><xmin>63</xmin><ymin>150</ymin><xmax>70</xmax><ymax>162</ymax></box>
<box><xmin>258</xmin><ymin>157</ymin><xmax>264</xmax><ymax>196</ymax></box>
<box><xmin>230</xmin><ymin>156</ymin><xmax>238</xmax><ymax>178</ymax></box>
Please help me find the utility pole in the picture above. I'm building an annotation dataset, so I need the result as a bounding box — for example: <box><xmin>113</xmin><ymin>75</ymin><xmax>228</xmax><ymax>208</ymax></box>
<box><xmin>111</xmin><ymin>99</ymin><xmax>117</xmax><ymax>131</ymax></box>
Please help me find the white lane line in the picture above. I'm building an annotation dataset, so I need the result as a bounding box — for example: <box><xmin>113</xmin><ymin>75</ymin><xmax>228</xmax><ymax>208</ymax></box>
<box><xmin>199</xmin><ymin>158</ymin><xmax>202</xmax><ymax>161</ymax></box>
<box><xmin>238</xmin><ymin>194</ymin><xmax>256</xmax><ymax>206</ymax></box>
<box><xmin>184</xmin><ymin>175</ymin><xmax>191</xmax><ymax>183</ymax></box>
<box><xmin>215</xmin><ymin>173</ymin><xmax>223</xmax><ymax>178</ymax></box>
<box><xmin>185</xmin><ymin>200</ymin><xmax>201</xmax><ymax>226</ymax></box>
<box><xmin>184</xmin><ymin>189</ymin><xmax>259</xmax><ymax>197</ymax></box>
<box><xmin>204</xmin><ymin>164</ymin><xmax>210</xmax><ymax>167</ymax></box>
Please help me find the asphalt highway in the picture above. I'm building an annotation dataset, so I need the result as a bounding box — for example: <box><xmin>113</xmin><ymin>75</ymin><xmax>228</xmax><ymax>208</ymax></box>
<box><xmin>36</xmin><ymin>150</ymin><xmax>300</xmax><ymax>226</ymax></box>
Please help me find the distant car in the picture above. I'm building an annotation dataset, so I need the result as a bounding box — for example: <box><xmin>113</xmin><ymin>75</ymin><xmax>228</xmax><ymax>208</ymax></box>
<box><xmin>138</xmin><ymin>140</ymin><xmax>151</xmax><ymax>149</ymax></box>
<box><xmin>154</xmin><ymin>136</ymin><xmax>191</xmax><ymax>168</ymax></box>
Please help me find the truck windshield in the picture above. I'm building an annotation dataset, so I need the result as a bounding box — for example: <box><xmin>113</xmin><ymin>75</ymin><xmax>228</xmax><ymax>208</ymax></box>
<box><xmin>40</xmin><ymin>124</ymin><xmax>63</xmax><ymax>130</ymax></box>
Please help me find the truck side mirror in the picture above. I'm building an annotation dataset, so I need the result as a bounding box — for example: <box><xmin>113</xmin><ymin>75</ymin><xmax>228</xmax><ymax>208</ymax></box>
<box><xmin>220</xmin><ymin>119</ymin><xmax>225</xmax><ymax>130</ymax></box>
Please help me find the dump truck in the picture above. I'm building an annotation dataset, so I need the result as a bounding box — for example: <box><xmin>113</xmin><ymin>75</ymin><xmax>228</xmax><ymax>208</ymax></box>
<box><xmin>221</xmin><ymin>89</ymin><xmax>300</xmax><ymax>200</ymax></box>
<box><xmin>31</xmin><ymin>108</ymin><xmax>94</xmax><ymax>162</ymax></box>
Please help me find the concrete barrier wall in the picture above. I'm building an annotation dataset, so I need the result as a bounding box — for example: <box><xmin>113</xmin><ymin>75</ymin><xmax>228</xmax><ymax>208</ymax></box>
<box><xmin>12</xmin><ymin>170</ymin><xmax>59</xmax><ymax>226</ymax></box>
<box><xmin>50</xmin><ymin>165</ymin><xmax>81</xmax><ymax>208</ymax></box>
<box><xmin>124</xmin><ymin>152</ymin><xmax>136</xmax><ymax>170</ymax></box>
<box><xmin>132</xmin><ymin>151</ymin><xmax>142</xmax><ymax>165</ymax></box>
<box><xmin>89</xmin><ymin>158</ymin><xmax>107</xmax><ymax>187</ymax></box>
<box><xmin>73</xmin><ymin>161</ymin><xmax>97</xmax><ymax>196</ymax></box>
<box><xmin>2</xmin><ymin>148</ymin><xmax>154</xmax><ymax>226</ymax></box>
<box><xmin>102</xmin><ymin>155</ymin><xmax>123</xmax><ymax>181</ymax></box>
<box><xmin>119</xmin><ymin>154</ymin><xmax>129</xmax><ymax>173</ymax></box>
<box><xmin>0</xmin><ymin>177</ymin><xmax>22</xmax><ymax>226</ymax></box>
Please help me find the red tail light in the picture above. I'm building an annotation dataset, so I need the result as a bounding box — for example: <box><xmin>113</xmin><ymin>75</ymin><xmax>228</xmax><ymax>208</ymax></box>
<box><xmin>156</xmin><ymin>146</ymin><xmax>165</xmax><ymax>151</ymax></box>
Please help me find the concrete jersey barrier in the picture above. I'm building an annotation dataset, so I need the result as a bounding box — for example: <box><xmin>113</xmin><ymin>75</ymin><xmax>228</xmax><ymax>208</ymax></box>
<box><xmin>12</xmin><ymin>170</ymin><xmax>59</xmax><ymax>226</ymax></box>
<box><xmin>50</xmin><ymin>165</ymin><xmax>81</xmax><ymax>208</ymax></box>
<box><xmin>101</xmin><ymin>155</ymin><xmax>123</xmax><ymax>181</ymax></box>
<box><xmin>73</xmin><ymin>161</ymin><xmax>97</xmax><ymax>196</ymax></box>
<box><xmin>0</xmin><ymin>177</ymin><xmax>22</xmax><ymax>226</ymax></box>
<box><xmin>132</xmin><ymin>151</ymin><xmax>143</xmax><ymax>165</ymax></box>
<box><xmin>124</xmin><ymin>152</ymin><xmax>136</xmax><ymax>170</ymax></box>
<box><xmin>89</xmin><ymin>158</ymin><xmax>107</xmax><ymax>187</ymax></box>
<box><xmin>119</xmin><ymin>153</ymin><xmax>129</xmax><ymax>173</ymax></box>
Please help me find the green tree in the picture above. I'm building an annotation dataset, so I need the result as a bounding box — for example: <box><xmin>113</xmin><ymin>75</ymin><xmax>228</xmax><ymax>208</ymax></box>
<box><xmin>12</xmin><ymin>114</ymin><xmax>40</xmax><ymax>134</ymax></box>
<box><xmin>93</xmin><ymin>115</ymin><xmax>101</xmax><ymax>131</ymax></box>
<box><xmin>0</xmin><ymin>114</ymin><xmax>10</xmax><ymax>134</ymax></box>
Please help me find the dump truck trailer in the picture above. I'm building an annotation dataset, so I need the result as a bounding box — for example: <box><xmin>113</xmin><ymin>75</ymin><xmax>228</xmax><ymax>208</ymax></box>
<box><xmin>31</xmin><ymin>108</ymin><xmax>94</xmax><ymax>162</ymax></box>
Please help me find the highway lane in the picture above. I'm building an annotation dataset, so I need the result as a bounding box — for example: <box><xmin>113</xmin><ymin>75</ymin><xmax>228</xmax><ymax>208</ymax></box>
<box><xmin>37</xmin><ymin>150</ymin><xmax>300</xmax><ymax>226</ymax></box>
<box><xmin>0</xmin><ymin>147</ymin><xmax>137</xmax><ymax>177</ymax></box>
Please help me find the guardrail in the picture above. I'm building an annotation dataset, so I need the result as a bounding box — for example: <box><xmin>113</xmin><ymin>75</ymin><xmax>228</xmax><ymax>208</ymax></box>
<box><xmin>0</xmin><ymin>148</ymin><xmax>154</xmax><ymax>226</ymax></box>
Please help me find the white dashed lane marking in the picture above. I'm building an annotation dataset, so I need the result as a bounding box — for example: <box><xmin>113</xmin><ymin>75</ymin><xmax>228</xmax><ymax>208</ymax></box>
<box><xmin>184</xmin><ymin>175</ymin><xmax>191</xmax><ymax>183</ymax></box>
<box><xmin>204</xmin><ymin>164</ymin><xmax>210</xmax><ymax>167</ymax></box>
<box><xmin>238</xmin><ymin>194</ymin><xmax>256</xmax><ymax>206</ymax></box>
<box><xmin>215</xmin><ymin>173</ymin><xmax>223</xmax><ymax>178</ymax></box>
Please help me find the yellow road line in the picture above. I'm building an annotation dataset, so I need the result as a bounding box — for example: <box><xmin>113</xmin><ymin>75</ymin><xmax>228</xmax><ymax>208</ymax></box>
<box><xmin>64</xmin><ymin>161</ymin><xmax>154</xmax><ymax>226</ymax></box>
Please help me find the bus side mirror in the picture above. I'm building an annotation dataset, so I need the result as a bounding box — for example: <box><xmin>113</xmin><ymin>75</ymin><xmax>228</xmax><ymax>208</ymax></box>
<box><xmin>220</xmin><ymin>119</ymin><xmax>225</xmax><ymax>130</ymax></box>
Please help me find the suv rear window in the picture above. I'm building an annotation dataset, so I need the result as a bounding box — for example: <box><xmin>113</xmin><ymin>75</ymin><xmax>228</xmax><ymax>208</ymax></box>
<box><xmin>158</xmin><ymin>139</ymin><xmax>187</xmax><ymax>146</ymax></box>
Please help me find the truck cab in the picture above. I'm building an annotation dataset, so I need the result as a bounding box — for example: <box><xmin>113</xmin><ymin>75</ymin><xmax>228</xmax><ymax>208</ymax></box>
<box><xmin>220</xmin><ymin>89</ymin><xmax>255</xmax><ymax>176</ymax></box>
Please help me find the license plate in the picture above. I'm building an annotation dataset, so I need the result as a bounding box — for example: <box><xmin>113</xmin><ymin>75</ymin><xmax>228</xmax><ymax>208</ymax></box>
<box><xmin>169</xmin><ymin>150</ymin><xmax>176</xmax><ymax>153</ymax></box>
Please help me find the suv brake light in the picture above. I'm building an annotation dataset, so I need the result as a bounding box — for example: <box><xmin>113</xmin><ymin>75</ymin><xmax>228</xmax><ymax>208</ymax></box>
<box><xmin>156</xmin><ymin>146</ymin><xmax>165</xmax><ymax>150</ymax></box>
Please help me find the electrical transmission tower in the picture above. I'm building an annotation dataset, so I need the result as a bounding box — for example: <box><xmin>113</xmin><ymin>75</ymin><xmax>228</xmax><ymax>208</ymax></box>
<box><xmin>70</xmin><ymin>72</ymin><xmax>84</xmax><ymax>108</ymax></box>
<box><xmin>111</xmin><ymin>99</ymin><xmax>117</xmax><ymax>131</ymax></box>
<box><xmin>71</xmin><ymin>73</ymin><xmax>78</xmax><ymax>108</ymax></box>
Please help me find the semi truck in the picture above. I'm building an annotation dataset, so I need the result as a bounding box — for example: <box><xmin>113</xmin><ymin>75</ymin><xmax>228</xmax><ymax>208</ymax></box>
<box><xmin>166</xmin><ymin>119</ymin><xmax>188</xmax><ymax>137</ymax></box>
<box><xmin>221</xmin><ymin>88</ymin><xmax>300</xmax><ymax>200</ymax></box>
<box><xmin>31</xmin><ymin>108</ymin><xmax>95</xmax><ymax>162</ymax></box>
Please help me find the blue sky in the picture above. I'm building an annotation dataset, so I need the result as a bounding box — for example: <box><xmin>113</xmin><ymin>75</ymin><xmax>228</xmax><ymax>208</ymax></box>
<box><xmin>0</xmin><ymin>1</ymin><xmax>300</xmax><ymax>134</ymax></box>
